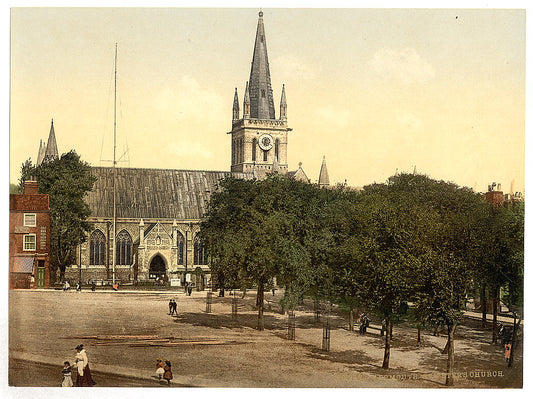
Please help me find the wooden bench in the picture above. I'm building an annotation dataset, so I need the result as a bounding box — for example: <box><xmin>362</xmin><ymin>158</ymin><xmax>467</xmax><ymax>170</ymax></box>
<box><xmin>354</xmin><ymin>322</ymin><xmax>384</xmax><ymax>335</ymax></box>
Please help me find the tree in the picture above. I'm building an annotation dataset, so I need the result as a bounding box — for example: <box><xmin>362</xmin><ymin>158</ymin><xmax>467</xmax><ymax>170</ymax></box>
<box><xmin>19</xmin><ymin>151</ymin><xmax>96</xmax><ymax>283</ymax></box>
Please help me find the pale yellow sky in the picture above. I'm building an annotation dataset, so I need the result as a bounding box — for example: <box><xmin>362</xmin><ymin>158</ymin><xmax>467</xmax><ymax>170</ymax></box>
<box><xmin>9</xmin><ymin>7</ymin><xmax>526</xmax><ymax>194</ymax></box>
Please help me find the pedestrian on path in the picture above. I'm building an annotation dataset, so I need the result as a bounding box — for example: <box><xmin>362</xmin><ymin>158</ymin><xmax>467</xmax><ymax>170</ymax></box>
<box><xmin>505</xmin><ymin>343</ymin><xmax>512</xmax><ymax>363</ymax></box>
<box><xmin>163</xmin><ymin>360</ymin><xmax>173</xmax><ymax>384</ymax></box>
<box><xmin>168</xmin><ymin>299</ymin><xmax>173</xmax><ymax>315</ymax></box>
<box><xmin>172</xmin><ymin>299</ymin><xmax>177</xmax><ymax>316</ymax></box>
<box><xmin>155</xmin><ymin>358</ymin><xmax>165</xmax><ymax>380</ymax></box>
<box><xmin>74</xmin><ymin>344</ymin><xmax>96</xmax><ymax>387</ymax></box>
<box><xmin>61</xmin><ymin>361</ymin><xmax>73</xmax><ymax>387</ymax></box>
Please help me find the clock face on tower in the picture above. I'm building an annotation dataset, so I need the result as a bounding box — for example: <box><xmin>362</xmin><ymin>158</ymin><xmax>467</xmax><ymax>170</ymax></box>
<box><xmin>258</xmin><ymin>134</ymin><xmax>274</xmax><ymax>151</ymax></box>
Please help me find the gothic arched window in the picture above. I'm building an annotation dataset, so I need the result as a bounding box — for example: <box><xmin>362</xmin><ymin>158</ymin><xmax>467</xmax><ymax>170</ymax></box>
<box><xmin>263</xmin><ymin>149</ymin><xmax>268</xmax><ymax>162</ymax></box>
<box><xmin>193</xmin><ymin>235</ymin><xmax>207</xmax><ymax>265</ymax></box>
<box><xmin>252</xmin><ymin>138</ymin><xmax>257</xmax><ymax>161</ymax></box>
<box><xmin>89</xmin><ymin>229</ymin><xmax>106</xmax><ymax>266</ymax></box>
<box><xmin>116</xmin><ymin>230</ymin><xmax>132</xmax><ymax>266</ymax></box>
<box><xmin>177</xmin><ymin>231</ymin><xmax>185</xmax><ymax>265</ymax></box>
<box><xmin>275</xmin><ymin>139</ymin><xmax>280</xmax><ymax>161</ymax></box>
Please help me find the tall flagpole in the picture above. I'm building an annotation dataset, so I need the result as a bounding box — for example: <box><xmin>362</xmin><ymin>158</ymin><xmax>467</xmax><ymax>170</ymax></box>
<box><xmin>112</xmin><ymin>43</ymin><xmax>117</xmax><ymax>286</ymax></box>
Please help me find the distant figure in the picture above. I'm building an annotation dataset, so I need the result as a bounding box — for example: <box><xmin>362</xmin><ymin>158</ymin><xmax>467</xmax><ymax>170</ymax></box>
<box><xmin>187</xmin><ymin>284</ymin><xmax>193</xmax><ymax>296</ymax></box>
<box><xmin>272</xmin><ymin>288</ymin><xmax>276</xmax><ymax>296</ymax></box>
<box><xmin>163</xmin><ymin>360</ymin><xmax>173</xmax><ymax>384</ymax></box>
<box><xmin>61</xmin><ymin>361</ymin><xmax>73</xmax><ymax>387</ymax></box>
<box><xmin>74</xmin><ymin>344</ymin><xmax>96</xmax><ymax>387</ymax></box>
<box><xmin>112</xmin><ymin>283</ymin><xmax>119</xmax><ymax>291</ymax></box>
<box><xmin>76</xmin><ymin>282</ymin><xmax>81</xmax><ymax>292</ymax></box>
<box><xmin>184</xmin><ymin>282</ymin><xmax>189</xmax><ymax>294</ymax></box>
<box><xmin>359</xmin><ymin>313</ymin><xmax>370</xmax><ymax>335</ymax></box>
<box><xmin>63</xmin><ymin>281</ymin><xmax>70</xmax><ymax>291</ymax></box>
<box><xmin>155</xmin><ymin>358</ymin><xmax>164</xmax><ymax>380</ymax></box>
<box><xmin>91</xmin><ymin>281</ymin><xmax>96</xmax><ymax>292</ymax></box>
<box><xmin>172</xmin><ymin>299</ymin><xmax>177</xmax><ymax>316</ymax></box>
<box><xmin>219</xmin><ymin>289</ymin><xmax>225</xmax><ymax>297</ymax></box>
<box><xmin>168</xmin><ymin>299</ymin><xmax>173</xmax><ymax>315</ymax></box>
<box><xmin>505</xmin><ymin>343</ymin><xmax>512</xmax><ymax>363</ymax></box>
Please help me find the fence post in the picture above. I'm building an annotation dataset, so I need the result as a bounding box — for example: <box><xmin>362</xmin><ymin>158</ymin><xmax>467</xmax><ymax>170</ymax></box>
<box><xmin>322</xmin><ymin>319</ymin><xmax>331</xmax><ymax>352</ymax></box>
<box><xmin>206</xmin><ymin>291</ymin><xmax>212</xmax><ymax>313</ymax></box>
<box><xmin>314</xmin><ymin>299</ymin><xmax>320</xmax><ymax>322</ymax></box>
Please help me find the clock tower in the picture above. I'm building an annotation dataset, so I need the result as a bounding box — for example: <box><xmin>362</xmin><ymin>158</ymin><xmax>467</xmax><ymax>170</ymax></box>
<box><xmin>229</xmin><ymin>11</ymin><xmax>291</xmax><ymax>179</ymax></box>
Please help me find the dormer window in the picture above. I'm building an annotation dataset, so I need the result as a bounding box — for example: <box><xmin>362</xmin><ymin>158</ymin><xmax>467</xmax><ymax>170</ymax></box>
<box><xmin>261</xmin><ymin>89</ymin><xmax>265</xmax><ymax>98</ymax></box>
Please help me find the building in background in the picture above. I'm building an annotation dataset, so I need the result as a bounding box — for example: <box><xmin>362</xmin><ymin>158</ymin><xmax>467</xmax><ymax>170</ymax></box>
<box><xmin>9</xmin><ymin>180</ymin><xmax>51</xmax><ymax>289</ymax></box>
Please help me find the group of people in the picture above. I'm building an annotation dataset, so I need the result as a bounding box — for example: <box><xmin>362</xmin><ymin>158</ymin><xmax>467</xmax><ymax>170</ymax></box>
<box><xmin>168</xmin><ymin>299</ymin><xmax>178</xmax><ymax>315</ymax></box>
<box><xmin>61</xmin><ymin>344</ymin><xmax>96</xmax><ymax>387</ymax></box>
<box><xmin>358</xmin><ymin>312</ymin><xmax>371</xmax><ymax>335</ymax></box>
<box><xmin>155</xmin><ymin>358</ymin><xmax>173</xmax><ymax>384</ymax></box>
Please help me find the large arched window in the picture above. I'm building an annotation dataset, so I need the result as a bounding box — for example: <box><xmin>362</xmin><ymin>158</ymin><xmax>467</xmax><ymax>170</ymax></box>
<box><xmin>252</xmin><ymin>138</ymin><xmax>257</xmax><ymax>161</ymax></box>
<box><xmin>275</xmin><ymin>139</ymin><xmax>280</xmax><ymax>161</ymax></box>
<box><xmin>177</xmin><ymin>231</ymin><xmax>185</xmax><ymax>265</ymax></box>
<box><xmin>194</xmin><ymin>235</ymin><xmax>207</xmax><ymax>265</ymax></box>
<box><xmin>116</xmin><ymin>230</ymin><xmax>132</xmax><ymax>265</ymax></box>
<box><xmin>89</xmin><ymin>230</ymin><xmax>106</xmax><ymax>265</ymax></box>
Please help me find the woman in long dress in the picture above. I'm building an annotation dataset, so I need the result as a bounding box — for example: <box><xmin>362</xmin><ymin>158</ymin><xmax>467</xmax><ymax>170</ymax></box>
<box><xmin>74</xmin><ymin>344</ymin><xmax>96</xmax><ymax>387</ymax></box>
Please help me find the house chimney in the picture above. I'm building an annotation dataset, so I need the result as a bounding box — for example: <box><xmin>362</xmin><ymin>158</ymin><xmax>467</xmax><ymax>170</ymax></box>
<box><xmin>24</xmin><ymin>180</ymin><xmax>39</xmax><ymax>195</ymax></box>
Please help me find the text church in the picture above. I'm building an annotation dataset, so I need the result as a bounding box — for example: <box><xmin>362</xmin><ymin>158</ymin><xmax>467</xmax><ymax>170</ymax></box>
<box><xmin>36</xmin><ymin>12</ymin><xmax>330</xmax><ymax>286</ymax></box>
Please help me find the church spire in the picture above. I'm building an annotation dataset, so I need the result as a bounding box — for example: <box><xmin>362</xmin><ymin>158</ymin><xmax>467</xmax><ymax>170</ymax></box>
<box><xmin>280</xmin><ymin>84</ymin><xmax>287</xmax><ymax>120</ymax></box>
<box><xmin>318</xmin><ymin>156</ymin><xmax>330</xmax><ymax>188</ymax></box>
<box><xmin>36</xmin><ymin>139</ymin><xmax>46</xmax><ymax>166</ymax></box>
<box><xmin>232</xmin><ymin>87</ymin><xmax>240</xmax><ymax>122</ymax></box>
<box><xmin>248</xmin><ymin>11</ymin><xmax>275</xmax><ymax>119</ymax></box>
<box><xmin>43</xmin><ymin>119</ymin><xmax>58</xmax><ymax>163</ymax></box>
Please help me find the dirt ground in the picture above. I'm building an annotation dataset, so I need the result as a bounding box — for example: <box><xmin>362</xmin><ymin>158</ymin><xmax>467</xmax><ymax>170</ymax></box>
<box><xmin>8</xmin><ymin>288</ymin><xmax>522</xmax><ymax>389</ymax></box>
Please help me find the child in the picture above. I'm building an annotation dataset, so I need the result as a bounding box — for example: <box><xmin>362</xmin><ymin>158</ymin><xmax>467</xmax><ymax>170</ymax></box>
<box><xmin>163</xmin><ymin>360</ymin><xmax>173</xmax><ymax>384</ymax></box>
<box><xmin>504</xmin><ymin>343</ymin><xmax>512</xmax><ymax>363</ymax></box>
<box><xmin>155</xmin><ymin>358</ymin><xmax>165</xmax><ymax>380</ymax></box>
<box><xmin>61</xmin><ymin>361</ymin><xmax>73</xmax><ymax>387</ymax></box>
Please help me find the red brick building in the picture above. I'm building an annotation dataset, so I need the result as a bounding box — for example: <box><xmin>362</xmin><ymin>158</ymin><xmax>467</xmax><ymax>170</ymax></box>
<box><xmin>9</xmin><ymin>180</ymin><xmax>51</xmax><ymax>289</ymax></box>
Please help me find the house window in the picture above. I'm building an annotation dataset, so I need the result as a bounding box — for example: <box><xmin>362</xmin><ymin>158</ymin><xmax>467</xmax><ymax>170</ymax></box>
<box><xmin>116</xmin><ymin>230</ymin><xmax>132</xmax><ymax>266</ymax></box>
<box><xmin>89</xmin><ymin>230</ymin><xmax>106</xmax><ymax>265</ymax></box>
<box><xmin>23</xmin><ymin>234</ymin><xmax>36</xmax><ymax>251</ymax></box>
<box><xmin>24</xmin><ymin>213</ymin><xmax>36</xmax><ymax>227</ymax></box>
<box><xmin>194</xmin><ymin>236</ymin><xmax>207</xmax><ymax>265</ymax></box>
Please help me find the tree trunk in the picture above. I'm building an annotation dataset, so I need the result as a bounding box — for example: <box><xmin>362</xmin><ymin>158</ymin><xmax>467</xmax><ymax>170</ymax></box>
<box><xmin>382</xmin><ymin>316</ymin><xmax>391</xmax><ymax>369</ymax></box>
<box><xmin>257</xmin><ymin>280</ymin><xmax>264</xmax><ymax>331</ymax></box>
<box><xmin>417</xmin><ymin>326</ymin><xmax>421</xmax><ymax>347</ymax></box>
<box><xmin>445</xmin><ymin>323</ymin><xmax>457</xmax><ymax>386</ymax></box>
<box><xmin>348</xmin><ymin>308</ymin><xmax>354</xmax><ymax>332</ymax></box>
<box><xmin>481</xmin><ymin>283</ymin><xmax>487</xmax><ymax>328</ymax></box>
<box><xmin>508</xmin><ymin>315</ymin><xmax>521</xmax><ymax>368</ymax></box>
<box><xmin>491</xmin><ymin>288</ymin><xmax>499</xmax><ymax>344</ymax></box>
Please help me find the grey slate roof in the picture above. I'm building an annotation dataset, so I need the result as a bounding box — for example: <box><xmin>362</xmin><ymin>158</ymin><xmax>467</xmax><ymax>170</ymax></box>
<box><xmin>86</xmin><ymin>166</ymin><xmax>252</xmax><ymax>220</ymax></box>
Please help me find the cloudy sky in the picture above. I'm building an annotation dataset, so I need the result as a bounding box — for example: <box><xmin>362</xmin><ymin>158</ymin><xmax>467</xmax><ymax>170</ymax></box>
<box><xmin>9</xmin><ymin>6</ymin><xmax>526</xmax><ymax>194</ymax></box>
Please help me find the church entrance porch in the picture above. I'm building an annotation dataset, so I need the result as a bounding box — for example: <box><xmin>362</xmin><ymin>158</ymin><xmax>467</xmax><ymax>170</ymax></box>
<box><xmin>148</xmin><ymin>254</ymin><xmax>167</xmax><ymax>284</ymax></box>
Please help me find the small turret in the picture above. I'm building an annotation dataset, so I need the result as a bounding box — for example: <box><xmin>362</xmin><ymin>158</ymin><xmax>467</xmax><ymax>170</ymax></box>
<box><xmin>232</xmin><ymin>88</ymin><xmax>240</xmax><ymax>122</ymax></box>
<box><xmin>280</xmin><ymin>84</ymin><xmax>287</xmax><ymax>121</ymax></box>
<box><xmin>318</xmin><ymin>156</ymin><xmax>330</xmax><ymax>188</ymax></box>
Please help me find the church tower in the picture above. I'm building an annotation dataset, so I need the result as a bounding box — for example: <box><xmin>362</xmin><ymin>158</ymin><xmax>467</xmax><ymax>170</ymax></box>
<box><xmin>229</xmin><ymin>11</ymin><xmax>291</xmax><ymax>179</ymax></box>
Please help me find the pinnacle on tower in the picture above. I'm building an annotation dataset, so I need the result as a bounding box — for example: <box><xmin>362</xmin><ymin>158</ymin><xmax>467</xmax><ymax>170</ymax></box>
<box><xmin>36</xmin><ymin>139</ymin><xmax>46</xmax><ymax>166</ymax></box>
<box><xmin>280</xmin><ymin>84</ymin><xmax>287</xmax><ymax>120</ymax></box>
<box><xmin>243</xmin><ymin>81</ymin><xmax>251</xmax><ymax>118</ymax></box>
<box><xmin>318</xmin><ymin>156</ymin><xmax>330</xmax><ymax>187</ymax></box>
<box><xmin>248</xmin><ymin>11</ymin><xmax>276</xmax><ymax>119</ymax></box>
<box><xmin>232</xmin><ymin>88</ymin><xmax>240</xmax><ymax>122</ymax></box>
<box><xmin>43</xmin><ymin>119</ymin><xmax>59</xmax><ymax>163</ymax></box>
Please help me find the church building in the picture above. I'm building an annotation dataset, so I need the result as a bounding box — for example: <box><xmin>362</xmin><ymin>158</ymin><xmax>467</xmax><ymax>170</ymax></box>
<box><xmin>50</xmin><ymin>11</ymin><xmax>322</xmax><ymax>286</ymax></box>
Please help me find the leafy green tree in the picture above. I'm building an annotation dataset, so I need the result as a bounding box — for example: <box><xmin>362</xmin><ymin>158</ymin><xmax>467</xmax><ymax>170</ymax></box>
<box><xmin>19</xmin><ymin>151</ymin><xmax>96</xmax><ymax>283</ymax></box>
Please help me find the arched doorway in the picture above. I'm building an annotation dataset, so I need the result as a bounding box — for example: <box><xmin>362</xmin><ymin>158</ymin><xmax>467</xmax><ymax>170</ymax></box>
<box><xmin>149</xmin><ymin>254</ymin><xmax>167</xmax><ymax>283</ymax></box>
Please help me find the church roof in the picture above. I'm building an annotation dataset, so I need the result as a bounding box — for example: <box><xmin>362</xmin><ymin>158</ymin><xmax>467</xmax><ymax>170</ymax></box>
<box><xmin>86</xmin><ymin>167</ymin><xmax>252</xmax><ymax>220</ymax></box>
<box><xmin>248</xmin><ymin>11</ymin><xmax>276</xmax><ymax>119</ymax></box>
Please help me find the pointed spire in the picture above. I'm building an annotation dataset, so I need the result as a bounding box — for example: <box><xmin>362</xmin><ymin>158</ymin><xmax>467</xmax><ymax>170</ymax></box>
<box><xmin>36</xmin><ymin>139</ymin><xmax>46</xmax><ymax>166</ymax></box>
<box><xmin>248</xmin><ymin>11</ymin><xmax>275</xmax><ymax>119</ymax></box>
<box><xmin>43</xmin><ymin>119</ymin><xmax>58</xmax><ymax>163</ymax></box>
<box><xmin>232</xmin><ymin>87</ymin><xmax>240</xmax><ymax>122</ymax></box>
<box><xmin>243</xmin><ymin>81</ymin><xmax>251</xmax><ymax>118</ymax></box>
<box><xmin>280</xmin><ymin>84</ymin><xmax>287</xmax><ymax>120</ymax></box>
<box><xmin>318</xmin><ymin>156</ymin><xmax>330</xmax><ymax>187</ymax></box>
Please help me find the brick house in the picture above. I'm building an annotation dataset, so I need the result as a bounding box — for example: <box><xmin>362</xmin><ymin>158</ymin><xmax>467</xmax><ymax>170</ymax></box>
<box><xmin>9</xmin><ymin>180</ymin><xmax>51</xmax><ymax>289</ymax></box>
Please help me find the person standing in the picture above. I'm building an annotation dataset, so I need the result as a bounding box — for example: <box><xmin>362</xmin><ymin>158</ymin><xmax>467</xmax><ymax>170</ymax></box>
<box><xmin>172</xmin><ymin>299</ymin><xmax>177</xmax><ymax>316</ymax></box>
<box><xmin>504</xmin><ymin>343</ymin><xmax>512</xmax><ymax>363</ymax></box>
<box><xmin>74</xmin><ymin>344</ymin><xmax>96</xmax><ymax>387</ymax></box>
<box><xmin>163</xmin><ymin>360</ymin><xmax>173</xmax><ymax>384</ymax></box>
<box><xmin>168</xmin><ymin>299</ymin><xmax>173</xmax><ymax>315</ymax></box>
<box><xmin>155</xmin><ymin>358</ymin><xmax>165</xmax><ymax>380</ymax></box>
<box><xmin>61</xmin><ymin>361</ymin><xmax>73</xmax><ymax>387</ymax></box>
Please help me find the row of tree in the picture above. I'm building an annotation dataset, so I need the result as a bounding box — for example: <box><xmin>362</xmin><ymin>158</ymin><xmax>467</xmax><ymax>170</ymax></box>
<box><xmin>200</xmin><ymin>173</ymin><xmax>524</xmax><ymax>386</ymax></box>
